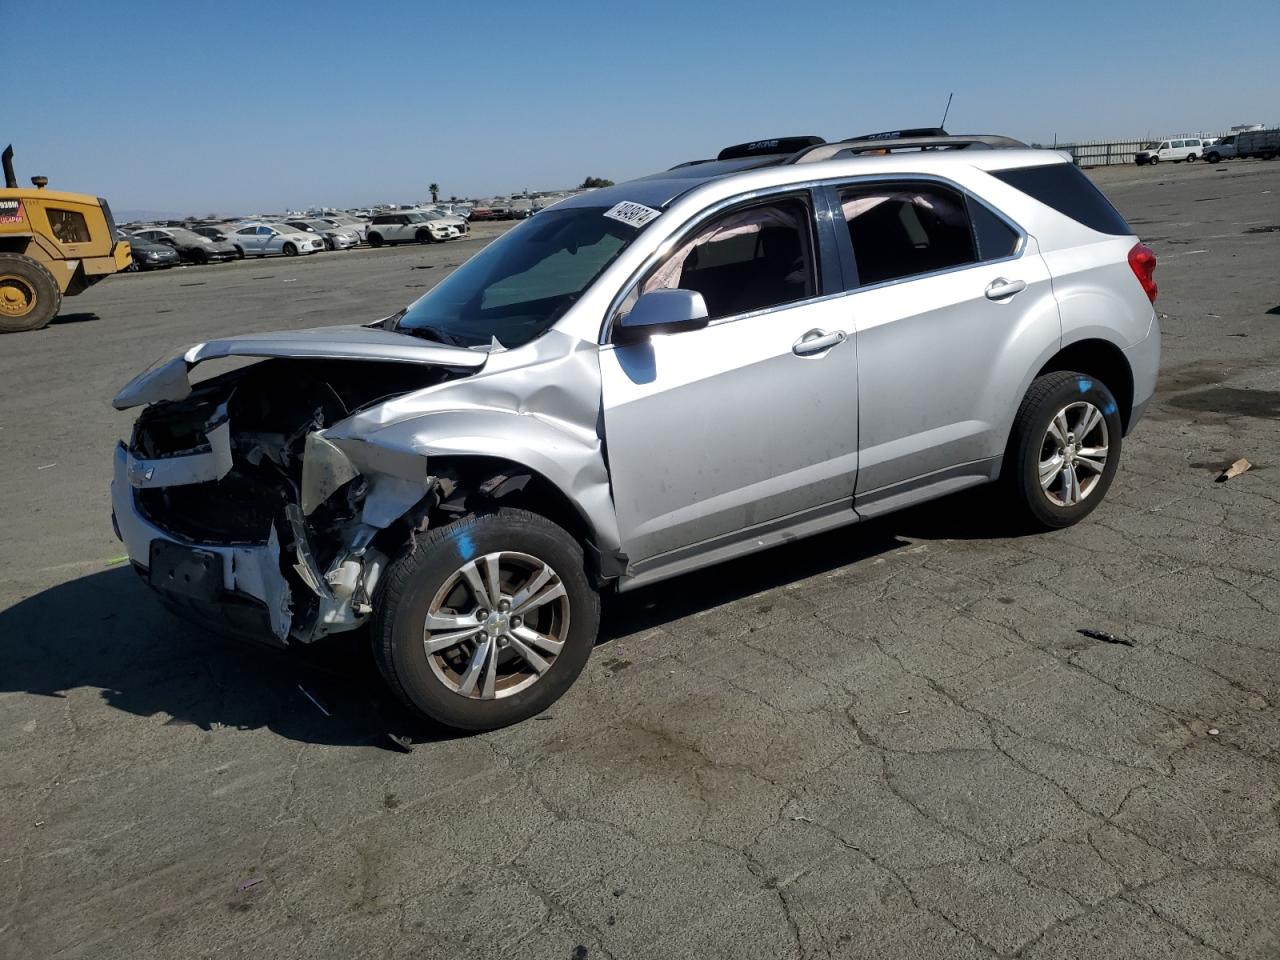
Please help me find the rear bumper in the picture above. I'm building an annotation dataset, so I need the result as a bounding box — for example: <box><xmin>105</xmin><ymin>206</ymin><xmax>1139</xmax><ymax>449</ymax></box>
<box><xmin>111</xmin><ymin>442</ymin><xmax>292</xmax><ymax>646</ymax></box>
<box><xmin>1123</xmin><ymin>312</ymin><xmax>1161</xmax><ymax>434</ymax></box>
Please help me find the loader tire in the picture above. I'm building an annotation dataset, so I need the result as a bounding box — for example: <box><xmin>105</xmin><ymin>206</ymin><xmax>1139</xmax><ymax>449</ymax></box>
<box><xmin>0</xmin><ymin>254</ymin><xmax>61</xmax><ymax>334</ymax></box>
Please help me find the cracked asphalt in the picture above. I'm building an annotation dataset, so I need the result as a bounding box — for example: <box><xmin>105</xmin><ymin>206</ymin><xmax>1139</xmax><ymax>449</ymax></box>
<box><xmin>2</xmin><ymin>162</ymin><xmax>1279</xmax><ymax>959</ymax></box>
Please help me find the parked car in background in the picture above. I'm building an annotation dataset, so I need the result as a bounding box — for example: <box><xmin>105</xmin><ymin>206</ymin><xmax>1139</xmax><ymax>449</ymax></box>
<box><xmin>419</xmin><ymin>209</ymin><xmax>470</xmax><ymax>235</ymax></box>
<box><xmin>366</xmin><ymin>212</ymin><xmax>459</xmax><ymax>246</ymax></box>
<box><xmin>468</xmin><ymin>206</ymin><xmax>497</xmax><ymax>221</ymax></box>
<box><xmin>1204</xmin><ymin>136</ymin><xmax>1237</xmax><ymax>163</ymax></box>
<box><xmin>130</xmin><ymin>227</ymin><xmax>237</xmax><ymax>264</ymax></box>
<box><xmin>318</xmin><ymin>214</ymin><xmax>369</xmax><ymax>242</ymax></box>
<box><xmin>1235</xmin><ymin>128</ymin><xmax>1280</xmax><ymax>160</ymax></box>
<box><xmin>112</xmin><ymin>131</ymin><xmax>1159</xmax><ymax>730</ymax></box>
<box><xmin>229</xmin><ymin>223</ymin><xmax>324</xmax><ymax>257</ymax></box>
<box><xmin>284</xmin><ymin>219</ymin><xmax>358</xmax><ymax>251</ymax></box>
<box><xmin>121</xmin><ymin>232</ymin><xmax>180</xmax><ymax>270</ymax></box>
<box><xmin>1134</xmin><ymin>138</ymin><xmax>1203</xmax><ymax>164</ymax></box>
<box><xmin>192</xmin><ymin>226</ymin><xmax>234</xmax><ymax>242</ymax></box>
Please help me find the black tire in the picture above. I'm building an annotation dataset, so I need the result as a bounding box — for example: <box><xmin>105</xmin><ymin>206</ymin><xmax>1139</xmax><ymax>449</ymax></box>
<box><xmin>368</xmin><ymin>232</ymin><xmax>384</xmax><ymax>248</ymax></box>
<box><xmin>233</xmin><ymin>245</ymin><xmax>245</xmax><ymax>259</ymax></box>
<box><xmin>1186</xmin><ymin>153</ymin><xmax>1197</xmax><ymax>163</ymax></box>
<box><xmin>282</xmin><ymin>242</ymin><xmax>298</xmax><ymax>257</ymax></box>
<box><xmin>193</xmin><ymin>249</ymin><xmax>209</xmax><ymax>264</ymax></box>
<box><xmin>372</xmin><ymin>508</ymin><xmax>600</xmax><ymax>731</ymax></box>
<box><xmin>1207</xmin><ymin>152</ymin><xmax>1220</xmax><ymax>163</ymax></box>
<box><xmin>0</xmin><ymin>253</ymin><xmax>61</xmax><ymax>334</ymax></box>
<box><xmin>1002</xmin><ymin>371</ymin><xmax>1123</xmax><ymax>530</ymax></box>
<box><xmin>1149</xmin><ymin>155</ymin><xmax>1159</xmax><ymax>165</ymax></box>
<box><xmin>415</xmin><ymin>229</ymin><xmax>434</xmax><ymax>244</ymax></box>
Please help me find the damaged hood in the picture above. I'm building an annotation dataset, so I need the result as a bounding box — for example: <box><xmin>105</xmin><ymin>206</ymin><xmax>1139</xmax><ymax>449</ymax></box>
<box><xmin>113</xmin><ymin>324</ymin><xmax>488</xmax><ymax>410</ymax></box>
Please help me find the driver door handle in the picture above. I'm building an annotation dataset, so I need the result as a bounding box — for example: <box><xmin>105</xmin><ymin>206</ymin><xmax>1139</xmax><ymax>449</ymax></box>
<box><xmin>792</xmin><ymin>328</ymin><xmax>847</xmax><ymax>357</ymax></box>
<box><xmin>985</xmin><ymin>277</ymin><xmax>1027</xmax><ymax>301</ymax></box>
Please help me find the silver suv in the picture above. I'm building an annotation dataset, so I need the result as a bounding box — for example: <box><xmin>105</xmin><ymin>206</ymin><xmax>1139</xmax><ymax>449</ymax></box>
<box><xmin>112</xmin><ymin>132</ymin><xmax>1160</xmax><ymax>730</ymax></box>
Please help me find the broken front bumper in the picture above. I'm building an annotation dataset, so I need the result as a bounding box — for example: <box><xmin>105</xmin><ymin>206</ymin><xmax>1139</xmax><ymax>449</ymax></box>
<box><xmin>111</xmin><ymin>442</ymin><xmax>293</xmax><ymax>646</ymax></box>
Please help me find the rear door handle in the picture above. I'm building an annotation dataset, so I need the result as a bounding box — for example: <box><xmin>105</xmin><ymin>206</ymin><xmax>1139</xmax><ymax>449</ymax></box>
<box><xmin>792</xmin><ymin>328</ymin><xmax>848</xmax><ymax>356</ymax></box>
<box><xmin>985</xmin><ymin>277</ymin><xmax>1027</xmax><ymax>301</ymax></box>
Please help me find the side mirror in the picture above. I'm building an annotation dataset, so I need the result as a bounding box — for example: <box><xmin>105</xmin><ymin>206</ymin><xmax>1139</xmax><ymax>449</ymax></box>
<box><xmin>614</xmin><ymin>289</ymin><xmax>709</xmax><ymax>345</ymax></box>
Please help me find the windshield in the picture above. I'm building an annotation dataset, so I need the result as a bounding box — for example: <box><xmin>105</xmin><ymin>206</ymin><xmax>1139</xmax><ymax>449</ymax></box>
<box><xmin>397</xmin><ymin>205</ymin><xmax>646</xmax><ymax>348</ymax></box>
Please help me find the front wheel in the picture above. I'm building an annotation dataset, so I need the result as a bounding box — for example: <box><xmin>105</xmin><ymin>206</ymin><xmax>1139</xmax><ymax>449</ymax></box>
<box><xmin>415</xmin><ymin>229</ymin><xmax>434</xmax><ymax>244</ymax></box>
<box><xmin>373</xmin><ymin>508</ymin><xmax>600</xmax><ymax>731</ymax></box>
<box><xmin>1002</xmin><ymin>371</ymin><xmax>1122</xmax><ymax>530</ymax></box>
<box><xmin>1149</xmin><ymin>155</ymin><xmax>1159</xmax><ymax>165</ymax></box>
<box><xmin>282</xmin><ymin>242</ymin><xmax>297</xmax><ymax>257</ymax></box>
<box><xmin>368</xmin><ymin>233</ymin><xmax>384</xmax><ymax>248</ymax></box>
<box><xmin>1207</xmin><ymin>152</ymin><xmax>1220</xmax><ymax>163</ymax></box>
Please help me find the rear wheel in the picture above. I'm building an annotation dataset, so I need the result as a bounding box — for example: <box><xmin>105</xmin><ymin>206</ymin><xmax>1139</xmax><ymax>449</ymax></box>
<box><xmin>0</xmin><ymin>254</ymin><xmax>61</xmax><ymax>334</ymax></box>
<box><xmin>372</xmin><ymin>508</ymin><xmax>600</xmax><ymax>730</ymax></box>
<box><xmin>1003</xmin><ymin>371</ymin><xmax>1122</xmax><ymax>530</ymax></box>
<box><xmin>282</xmin><ymin>242</ymin><xmax>298</xmax><ymax>257</ymax></box>
<box><xmin>1186</xmin><ymin>153</ymin><xmax>1197</xmax><ymax>162</ymax></box>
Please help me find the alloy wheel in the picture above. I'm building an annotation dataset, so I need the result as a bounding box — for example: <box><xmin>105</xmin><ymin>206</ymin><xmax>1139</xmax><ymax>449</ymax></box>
<box><xmin>423</xmin><ymin>551</ymin><xmax>570</xmax><ymax>700</ymax></box>
<box><xmin>1039</xmin><ymin>401</ymin><xmax>1110</xmax><ymax>507</ymax></box>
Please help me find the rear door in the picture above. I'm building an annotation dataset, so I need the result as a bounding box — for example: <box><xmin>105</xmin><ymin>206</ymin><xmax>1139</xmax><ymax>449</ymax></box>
<box><xmin>599</xmin><ymin>191</ymin><xmax>861</xmax><ymax>564</ymax></box>
<box><xmin>822</xmin><ymin>178</ymin><xmax>1058</xmax><ymax>505</ymax></box>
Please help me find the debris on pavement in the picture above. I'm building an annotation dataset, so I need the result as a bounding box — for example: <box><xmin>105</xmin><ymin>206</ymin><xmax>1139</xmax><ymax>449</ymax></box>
<box><xmin>572</xmin><ymin>947</ymin><xmax>589</xmax><ymax>960</ymax></box>
<box><xmin>1217</xmin><ymin>458</ymin><xmax>1252</xmax><ymax>482</ymax></box>
<box><xmin>37</xmin><ymin>463</ymin><xmax>56</xmax><ymax>470</ymax></box>
<box><xmin>237</xmin><ymin>877</ymin><xmax>263</xmax><ymax>892</ymax></box>
<box><xmin>1208</xmin><ymin>728</ymin><xmax>1220</xmax><ymax>736</ymax></box>
<box><xmin>612</xmin><ymin>886</ymin><xmax>625</xmax><ymax>897</ymax></box>
<box><xmin>297</xmin><ymin>684</ymin><xmax>331</xmax><ymax>717</ymax></box>
<box><xmin>385</xmin><ymin>733</ymin><xmax>414</xmax><ymax>753</ymax></box>
<box><xmin>104</xmin><ymin>555</ymin><xmax>128</xmax><ymax>566</ymax></box>
<box><xmin>1078</xmin><ymin>628</ymin><xmax>1135</xmax><ymax>647</ymax></box>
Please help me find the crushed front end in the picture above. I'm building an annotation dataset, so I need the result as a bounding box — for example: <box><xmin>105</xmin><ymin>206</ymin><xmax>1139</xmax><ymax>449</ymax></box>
<box><xmin>112</xmin><ymin>359</ymin><xmax>457</xmax><ymax>647</ymax></box>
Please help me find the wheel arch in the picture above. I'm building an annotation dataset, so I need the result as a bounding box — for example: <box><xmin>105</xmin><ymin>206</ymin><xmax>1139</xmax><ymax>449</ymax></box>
<box><xmin>1034</xmin><ymin>337</ymin><xmax>1135</xmax><ymax>433</ymax></box>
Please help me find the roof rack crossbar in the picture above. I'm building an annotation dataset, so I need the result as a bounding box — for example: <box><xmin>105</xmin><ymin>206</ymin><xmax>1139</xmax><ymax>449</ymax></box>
<box><xmin>790</xmin><ymin>134</ymin><xmax>1027</xmax><ymax>164</ymax></box>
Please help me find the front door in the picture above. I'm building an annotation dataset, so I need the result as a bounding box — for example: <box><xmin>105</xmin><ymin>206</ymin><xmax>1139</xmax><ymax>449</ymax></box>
<box><xmin>600</xmin><ymin>194</ymin><xmax>859</xmax><ymax>564</ymax></box>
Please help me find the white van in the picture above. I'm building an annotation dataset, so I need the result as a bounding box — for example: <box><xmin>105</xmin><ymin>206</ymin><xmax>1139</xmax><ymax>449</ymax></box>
<box><xmin>1135</xmin><ymin>138</ymin><xmax>1203</xmax><ymax>165</ymax></box>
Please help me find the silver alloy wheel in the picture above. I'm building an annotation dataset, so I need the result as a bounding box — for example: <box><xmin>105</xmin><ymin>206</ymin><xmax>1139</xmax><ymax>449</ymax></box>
<box><xmin>422</xmin><ymin>551</ymin><xmax>570</xmax><ymax>700</ymax></box>
<box><xmin>1039</xmin><ymin>401</ymin><xmax>1110</xmax><ymax>507</ymax></box>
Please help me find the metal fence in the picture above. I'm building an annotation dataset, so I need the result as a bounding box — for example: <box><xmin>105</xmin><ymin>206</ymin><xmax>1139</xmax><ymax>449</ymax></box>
<box><xmin>1047</xmin><ymin>134</ymin><xmax>1227</xmax><ymax>167</ymax></box>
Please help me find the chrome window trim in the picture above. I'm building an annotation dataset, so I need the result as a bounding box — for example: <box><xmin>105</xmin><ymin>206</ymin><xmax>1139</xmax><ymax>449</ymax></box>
<box><xmin>825</xmin><ymin>172</ymin><xmax>1029</xmax><ymax>294</ymax></box>
<box><xmin>598</xmin><ymin>180</ymin><xmax>836</xmax><ymax>345</ymax></box>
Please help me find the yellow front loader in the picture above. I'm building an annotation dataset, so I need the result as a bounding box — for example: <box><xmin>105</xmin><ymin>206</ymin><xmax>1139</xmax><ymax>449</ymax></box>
<box><xmin>0</xmin><ymin>145</ymin><xmax>132</xmax><ymax>333</ymax></box>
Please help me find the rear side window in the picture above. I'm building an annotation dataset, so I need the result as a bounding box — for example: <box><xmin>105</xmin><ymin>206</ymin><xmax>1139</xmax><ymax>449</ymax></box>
<box><xmin>839</xmin><ymin>183</ymin><xmax>976</xmax><ymax>285</ymax></box>
<box><xmin>992</xmin><ymin>164</ymin><xmax>1132</xmax><ymax>236</ymax></box>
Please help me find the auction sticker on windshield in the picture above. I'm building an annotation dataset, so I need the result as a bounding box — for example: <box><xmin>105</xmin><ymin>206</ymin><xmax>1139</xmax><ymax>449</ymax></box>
<box><xmin>0</xmin><ymin>200</ymin><xmax>23</xmax><ymax>224</ymax></box>
<box><xmin>603</xmin><ymin>201</ymin><xmax>661</xmax><ymax>229</ymax></box>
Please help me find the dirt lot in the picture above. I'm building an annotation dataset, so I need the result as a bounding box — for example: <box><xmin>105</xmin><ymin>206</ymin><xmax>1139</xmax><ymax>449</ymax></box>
<box><xmin>2</xmin><ymin>162</ymin><xmax>1279</xmax><ymax>960</ymax></box>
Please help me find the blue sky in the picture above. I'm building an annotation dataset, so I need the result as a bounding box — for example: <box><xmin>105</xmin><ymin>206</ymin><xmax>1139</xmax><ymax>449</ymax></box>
<box><xmin>8</xmin><ymin>0</ymin><xmax>1278</xmax><ymax>214</ymax></box>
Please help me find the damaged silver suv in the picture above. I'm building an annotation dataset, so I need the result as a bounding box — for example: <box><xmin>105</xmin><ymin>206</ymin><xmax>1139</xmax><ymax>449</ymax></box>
<box><xmin>113</xmin><ymin>132</ymin><xmax>1160</xmax><ymax>730</ymax></box>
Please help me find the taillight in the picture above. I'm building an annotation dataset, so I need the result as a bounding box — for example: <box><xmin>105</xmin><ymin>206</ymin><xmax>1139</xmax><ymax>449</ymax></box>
<box><xmin>1128</xmin><ymin>242</ymin><xmax>1158</xmax><ymax>303</ymax></box>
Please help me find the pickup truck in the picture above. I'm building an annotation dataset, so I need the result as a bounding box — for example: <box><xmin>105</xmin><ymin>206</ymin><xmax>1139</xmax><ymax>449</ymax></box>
<box><xmin>1235</xmin><ymin>128</ymin><xmax>1280</xmax><ymax>161</ymax></box>
<box><xmin>1204</xmin><ymin>136</ymin><xmax>1237</xmax><ymax>163</ymax></box>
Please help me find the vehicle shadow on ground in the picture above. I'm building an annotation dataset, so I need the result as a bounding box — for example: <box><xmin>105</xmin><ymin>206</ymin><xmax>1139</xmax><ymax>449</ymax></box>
<box><xmin>51</xmin><ymin>312</ymin><xmax>101</xmax><ymax>325</ymax></box>
<box><xmin>0</xmin><ymin>489</ymin><xmax>1022</xmax><ymax>748</ymax></box>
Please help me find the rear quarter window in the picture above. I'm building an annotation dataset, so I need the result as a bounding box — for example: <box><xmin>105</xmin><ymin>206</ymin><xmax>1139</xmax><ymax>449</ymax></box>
<box><xmin>991</xmin><ymin>164</ymin><xmax>1132</xmax><ymax>236</ymax></box>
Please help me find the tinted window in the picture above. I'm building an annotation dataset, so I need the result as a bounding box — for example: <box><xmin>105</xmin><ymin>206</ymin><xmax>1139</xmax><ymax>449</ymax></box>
<box><xmin>967</xmin><ymin>198</ymin><xmax>1020</xmax><ymax>260</ymax></box>
<box><xmin>1171</xmin><ymin>140</ymin><xmax>1185</xmax><ymax>149</ymax></box>
<box><xmin>48</xmin><ymin>209</ymin><xmax>91</xmax><ymax>244</ymax></box>
<box><xmin>992</xmin><ymin>164</ymin><xmax>1132</xmax><ymax>236</ymax></box>
<box><xmin>839</xmin><ymin>183</ymin><xmax>975</xmax><ymax>285</ymax></box>
<box><xmin>638</xmin><ymin>198</ymin><xmax>816</xmax><ymax>321</ymax></box>
<box><xmin>236</xmin><ymin>227</ymin><xmax>256</xmax><ymax>235</ymax></box>
<box><xmin>371</xmin><ymin>215</ymin><xmax>392</xmax><ymax>224</ymax></box>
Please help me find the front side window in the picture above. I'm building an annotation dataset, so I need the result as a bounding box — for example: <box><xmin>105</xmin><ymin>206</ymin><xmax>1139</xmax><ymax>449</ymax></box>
<box><xmin>397</xmin><ymin>204</ymin><xmax>643</xmax><ymax>348</ymax></box>
<box><xmin>48</xmin><ymin>209</ymin><xmax>91</xmax><ymax>244</ymax></box>
<box><xmin>838</xmin><ymin>183</ymin><xmax>976</xmax><ymax>285</ymax></box>
<box><xmin>636</xmin><ymin>198</ymin><xmax>816</xmax><ymax>321</ymax></box>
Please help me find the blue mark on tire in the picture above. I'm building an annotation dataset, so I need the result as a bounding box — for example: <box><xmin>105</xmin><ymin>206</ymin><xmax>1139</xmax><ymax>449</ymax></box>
<box><xmin>1077</xmin><ymin>378</ymin><xmax>1093</xmax><ymax>394</ymax></box>
<box><xmin>1103</xmin><ymin>402</ymin><xmax>1117</xmax><ymax>415</ymax></box>
<box><xmin>455</xmin><ymin>531</ymin><xmax>475</xmax><ymax>561</ymax></box>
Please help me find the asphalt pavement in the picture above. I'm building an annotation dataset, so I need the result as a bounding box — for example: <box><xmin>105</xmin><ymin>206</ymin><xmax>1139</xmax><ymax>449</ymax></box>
<box><xmin>2</xmin><ymin>163</ymin><xmax>1279</xmax><ymax>959</ymax></box>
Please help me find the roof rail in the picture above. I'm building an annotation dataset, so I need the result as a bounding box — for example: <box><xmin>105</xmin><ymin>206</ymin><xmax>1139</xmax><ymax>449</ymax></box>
<box><xmin>791</xmin><ymin>134</ymin><xmax>1028</xmax><ymax>164</ymax></box>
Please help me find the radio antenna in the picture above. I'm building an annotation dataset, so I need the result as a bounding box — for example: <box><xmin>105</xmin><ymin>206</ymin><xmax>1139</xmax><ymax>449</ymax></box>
<box><xmin>939</xmin><ymin>92</ymin><xmax>954</xmax><ymax>130</ymax></box>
